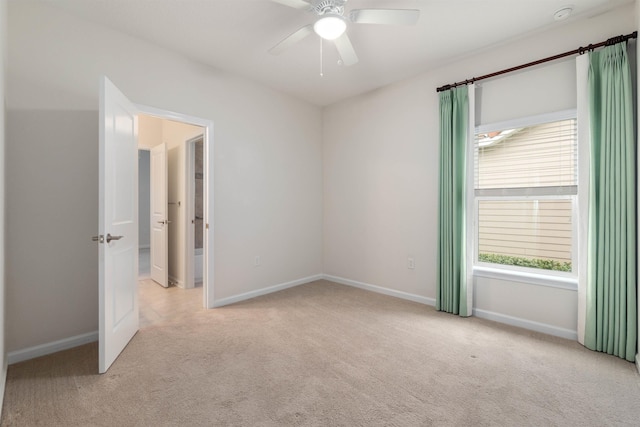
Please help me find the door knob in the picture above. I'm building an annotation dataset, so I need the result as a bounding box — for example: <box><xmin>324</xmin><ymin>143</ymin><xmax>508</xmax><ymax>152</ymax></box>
<box><xmin>106</xmin><ymin>233</ymin><xmax>124</xmax><ymax>243</ymax></box>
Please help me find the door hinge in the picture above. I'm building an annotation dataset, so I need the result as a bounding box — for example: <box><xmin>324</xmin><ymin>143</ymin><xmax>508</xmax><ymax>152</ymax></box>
<box><xmin>206</xmin><ymin>223</ymin><xmax>209</xmax><ymax>230</ymax></box>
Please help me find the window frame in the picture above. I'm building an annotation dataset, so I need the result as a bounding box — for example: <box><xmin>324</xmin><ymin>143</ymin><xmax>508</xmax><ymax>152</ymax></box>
<box><xmin>469</xmin><ymin>109</ymin><xmax>579</xmax><ymax>290</ymax></box>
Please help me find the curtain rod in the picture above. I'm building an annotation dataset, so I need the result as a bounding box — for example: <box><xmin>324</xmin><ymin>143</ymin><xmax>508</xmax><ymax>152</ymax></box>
<box><xmin>436</xmin><ymin>31</ymin><xmax>637</xmax><ymax>93</ymax></box>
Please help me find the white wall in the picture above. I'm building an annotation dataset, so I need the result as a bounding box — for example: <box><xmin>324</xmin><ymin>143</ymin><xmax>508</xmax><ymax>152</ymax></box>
<box><xmin>323</xmin><ymin>4</ymin><xmax>637</xmax><ymax>336</ymax></box>
<box><xmin>6</xmin><ymin>1</ymin><xmax>323</xmax><ymax>353</ymax></box>
<box><xmin>0</xmin><ymin>0</ymin><xmax>7</xmax><ymax>411</ymax></box>
<box><xmin>6</xmin><ymin>111</ymin><xmax>98</xmax><ymax>352</ymax></box>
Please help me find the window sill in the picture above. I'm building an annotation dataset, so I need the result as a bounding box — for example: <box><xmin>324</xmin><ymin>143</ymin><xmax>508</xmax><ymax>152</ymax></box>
<box><xmin>473</xmin><ymin>265</ymin><xmax>578</xmax><ymax>291</ymax></box>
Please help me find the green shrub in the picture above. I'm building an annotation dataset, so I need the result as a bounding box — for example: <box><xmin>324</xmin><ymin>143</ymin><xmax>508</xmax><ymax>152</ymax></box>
<box><xmin>478</xmin><ymin>253</ymin><xmax>571</xmax><ymax>272</ymax></box>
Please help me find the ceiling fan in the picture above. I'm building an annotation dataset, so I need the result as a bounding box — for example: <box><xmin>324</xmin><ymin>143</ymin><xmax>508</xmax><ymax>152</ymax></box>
<box><xmin>269</xmin><ymin>0</ymin><xmax>420</xmax><ymax>66</ymax></box>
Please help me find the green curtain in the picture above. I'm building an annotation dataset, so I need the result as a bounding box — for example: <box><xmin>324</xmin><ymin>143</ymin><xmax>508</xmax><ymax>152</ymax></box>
<box><xmin>437</xmin><ymin>86</ymin><xmax>469</xmax><ymax>316</ymax></box>
<box><xmin>585</xmin><ymin>42</ymin><xmax>637</xmax><ymax>362</ymax></box>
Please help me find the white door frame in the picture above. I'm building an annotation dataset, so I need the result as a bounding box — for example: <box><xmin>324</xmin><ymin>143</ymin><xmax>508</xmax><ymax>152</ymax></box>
<box><xmin>136</xmin><ymin>104</ymin><xmax>215</xmax><ymax>309</ymax></box>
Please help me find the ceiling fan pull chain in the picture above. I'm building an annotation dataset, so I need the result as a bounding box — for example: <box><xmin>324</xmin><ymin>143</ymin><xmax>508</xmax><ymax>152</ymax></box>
<box><xmin>320</xmin><ymin>37</ymin><xmax>324</xmax><ymax>77</ymax></box>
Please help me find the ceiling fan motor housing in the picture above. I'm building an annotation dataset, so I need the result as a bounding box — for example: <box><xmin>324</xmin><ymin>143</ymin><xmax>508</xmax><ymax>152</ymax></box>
<box><xmin>269</xmin><ymin>0</ymin><xmax>420</xmax><ymax>67</ymax></box>
<box><xmin>314</xmin><ymin>0</ymin><xmax>346</xmax><ymax>16</ymax></box>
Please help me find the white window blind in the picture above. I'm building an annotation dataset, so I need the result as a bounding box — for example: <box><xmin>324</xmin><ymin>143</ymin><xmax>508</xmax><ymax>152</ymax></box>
<box><xmin>475</xmin><ymin>119</ymin><xmax>577</xmax><ymax>196</ymax></box>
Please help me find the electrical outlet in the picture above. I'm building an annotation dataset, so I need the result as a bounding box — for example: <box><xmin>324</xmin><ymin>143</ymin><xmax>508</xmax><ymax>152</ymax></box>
<box><xmin>408</xmin><ymin>257</ymin><xmax>415</xmax><ymax>269</ymax></box>
<box><xmin>254</xmin><ymin>256</ymin><xmax>261</xmax><ymax>267</ymax></box>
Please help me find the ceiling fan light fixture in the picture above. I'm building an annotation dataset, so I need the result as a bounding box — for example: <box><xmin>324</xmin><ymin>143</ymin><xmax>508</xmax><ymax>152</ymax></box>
<box><xmin>314</xmin><ymin>14</ymin><xmax>347</xmax><ymax>40</ymax></box>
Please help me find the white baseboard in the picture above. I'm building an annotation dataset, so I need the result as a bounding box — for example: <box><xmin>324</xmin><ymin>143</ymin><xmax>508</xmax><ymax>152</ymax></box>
<box><xmin>323</xmin><ymin>275</ymin><xmax>436</xmax><ymax>306</ymax></box>
<box><xmin>6</xmin><ymin>275</ymin><xmax>323</xmax><ymax>364</ymax></box>
<box><xmin>8</xmin><ymin>331</ymin><xmax>98</xmax><ymax>365</ymax></box>
<box><xmin>213</xmin><ymin>274</ymin><xmax>324</xmax><ymax>307</ymax></box>
<box><xmin>636</xmin><ymin>354</ymin><xmax>640</xmax><ymax>374</ymax></box>
<box><xmin>5</xmin><ymin>275</ymin><xmax>580</xmax><ymax>366</ymax></box>
<box><xmin>322</xmin><ymin>275</ymin><xmax>577</xmax><ymax>341</ymax></box>
<box><xmin>473</xmin><ymin>308</ymin><xmax>578</xmax><ymax>341</ymax></box>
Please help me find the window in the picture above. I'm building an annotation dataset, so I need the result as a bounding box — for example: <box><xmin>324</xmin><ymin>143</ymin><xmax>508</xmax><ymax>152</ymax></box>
<box><xmin>473</xmin><ymin>113</ymin><xmax>577</xmax><ymax>275</ymax></box>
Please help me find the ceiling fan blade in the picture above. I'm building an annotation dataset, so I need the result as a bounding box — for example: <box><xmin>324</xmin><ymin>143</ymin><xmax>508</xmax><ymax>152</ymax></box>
<box><xmin>269</xmin><ymin>25</ymin><xmax>314</xmax><ymax>55</ymax></box>
<box><xmin>349</xmin><ymin>9</ymin><xmax>420</xmax><ymax>25</ymax></box>
<box><xmin>271</xmin><ymin>0</ymin><xmax>312</xmax><ymax>10</ymax></box>
<box><xmin>334</xmin><ymin>33</ymin><xmax>359</xmax><ymax>66</ymax></box>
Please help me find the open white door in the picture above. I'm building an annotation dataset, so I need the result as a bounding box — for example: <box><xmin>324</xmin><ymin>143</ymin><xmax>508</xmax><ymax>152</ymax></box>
<box><xmin>98</xmin><ymin>76</ymin><xmax>139</xmax><ymax>374</ymax></box>
<box><xmin>150</xmin><ymin>143</ymin><xmax>168</xmax><ymax>287</ymax></box>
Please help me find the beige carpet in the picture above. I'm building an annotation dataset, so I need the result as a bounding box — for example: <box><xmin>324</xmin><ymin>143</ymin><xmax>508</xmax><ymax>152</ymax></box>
<box><xmin>2</xmin><ymin>280</ymin><xmax>640</xmax><ymax>426</ymax></box>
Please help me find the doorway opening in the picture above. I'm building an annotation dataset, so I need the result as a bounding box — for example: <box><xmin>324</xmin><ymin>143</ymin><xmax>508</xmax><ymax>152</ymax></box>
<box><xmin>136</xmin><ymin>105</ymin><xmax>214</xmax><ymax>311</ymax></box>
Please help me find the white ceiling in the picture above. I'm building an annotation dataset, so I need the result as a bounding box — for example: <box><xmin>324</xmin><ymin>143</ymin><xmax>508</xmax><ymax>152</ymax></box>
<box><xmin>43</xmin><ymin>0</ymin><xmax>632</xmax><ymax>106</ymax></box>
